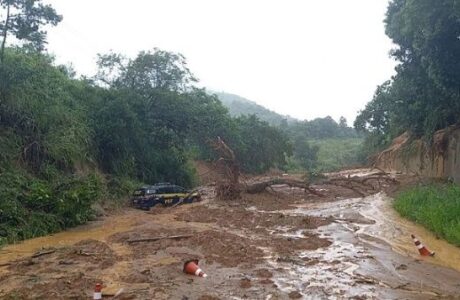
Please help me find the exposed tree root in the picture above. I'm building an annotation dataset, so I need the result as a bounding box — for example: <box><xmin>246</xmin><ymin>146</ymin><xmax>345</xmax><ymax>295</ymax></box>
<box><xmin>212</xmin><ymin>137</ymin><xmax>325</xmax><ymax>199</ymax></box>
<box><xmin>212</xmin><ymin>137</ymin><xmax>241</xmax><ymax>200</ymax></box>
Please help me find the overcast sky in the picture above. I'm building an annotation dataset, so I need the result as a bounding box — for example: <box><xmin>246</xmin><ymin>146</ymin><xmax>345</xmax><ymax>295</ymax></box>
<box><xmin>45</xmin><ymin>0</ymin><xmax>396</xmax><ymax>124</ymax></box>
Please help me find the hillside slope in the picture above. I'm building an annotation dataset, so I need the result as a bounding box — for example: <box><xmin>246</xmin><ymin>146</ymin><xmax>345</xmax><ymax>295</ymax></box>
<box><xmin>213</xmin><ymin>92</ymin><xmax>297</xmax><ymax>126</ymax></box>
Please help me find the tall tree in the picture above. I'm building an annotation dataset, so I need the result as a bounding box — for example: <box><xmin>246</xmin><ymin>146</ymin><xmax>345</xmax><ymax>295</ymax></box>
<box><xmin>96</xmin><ymin>49</ymin><xmax>197</xmax><ymax>92</ymax></box>
<box><xmin>0</xmin><ymin>0</ymin><xmax>62</xmax><ymax>63</ymax></box>
<box><xmin>339</xmin><ymin>116</ymin><xmax>347</xmax><ymax>128</ymax></box>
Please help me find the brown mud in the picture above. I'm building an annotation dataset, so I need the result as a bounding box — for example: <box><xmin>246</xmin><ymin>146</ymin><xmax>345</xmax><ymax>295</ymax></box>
<box><xmin>0</xmin><ymin>171</ymin><xmax>460</xmax><ymax>299</ymax></box>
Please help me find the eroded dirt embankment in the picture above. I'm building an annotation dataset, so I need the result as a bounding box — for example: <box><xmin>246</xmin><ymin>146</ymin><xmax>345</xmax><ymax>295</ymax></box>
<box><xmin>1</xmin><ymin>171</ymin><xmax>460</xmax><ymax>299</ymax></box>
<box><xmin>375</xmin><ymin>125</ymin><xmax>460</xmax><ymax>183</ymax></box>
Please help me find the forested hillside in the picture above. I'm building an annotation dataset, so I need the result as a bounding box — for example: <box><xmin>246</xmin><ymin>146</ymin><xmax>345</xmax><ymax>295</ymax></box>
<box><xmin>214</xmin><ymin>92</ymin><xmax>297</xmax><ymax>126</ymax></box>
<box><xmin>215</xmin><ymin>92</ymin><xmax>364</xmax><ymax>171</ymax></box>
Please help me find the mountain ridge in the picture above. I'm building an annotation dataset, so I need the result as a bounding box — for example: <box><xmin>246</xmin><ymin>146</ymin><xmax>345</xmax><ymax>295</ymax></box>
<box><xmin>212</xmin><ymin>91</ymin><xmax>298</xmax><ymax>126</ymax></box>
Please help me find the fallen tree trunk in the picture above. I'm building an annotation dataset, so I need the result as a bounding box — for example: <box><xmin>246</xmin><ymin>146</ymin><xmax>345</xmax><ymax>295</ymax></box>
<box><xmin>31</xmin><ymin>249</ymin><xmax>56</xmax><ymax>258</ymax></box>
<box><xmin>244</xmin><ymin>178</ymin><xmax>325</xmax><ymax>197</ymax></box>
<box><xmin>320</xmin><ymin>172</ymin><xmax>399</xmax><ymax>196</ymax></box>
<box><xmin>211</xmin><ymin>137</ymin><xmax>326</xmax><ymax>199</ymax></box>
<box><xmin>245</xmin><ymin>178</ymin><xmax>306</xmax><ymax>193</ymax></box>
<box><xmin>127</xmin><ymin>234</ymin><xmax>193</xmax><ymax>244</ymax></box>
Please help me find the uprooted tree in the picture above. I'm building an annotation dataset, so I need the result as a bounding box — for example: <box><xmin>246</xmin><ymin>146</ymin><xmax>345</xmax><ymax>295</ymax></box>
<box><xmin>212</xmin><ymin>137</ymin><xmax>398</xmax><ymax>200</ymax></box>
<box><xmin>213</xmin><ymin>136</ymin><xmax>241</xmax><ymax>199</ymax></box>
<box><xmin>212</xmin><ymin>137</ymin><xmax>324</xmax><ymax>200</ymax></box>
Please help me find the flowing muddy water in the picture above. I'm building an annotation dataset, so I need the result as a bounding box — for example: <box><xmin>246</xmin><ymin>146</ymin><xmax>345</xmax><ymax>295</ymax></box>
<box><xmin>267</xmin><ymin>192</ymin><xmax>460</xmax><ymax>299</ymax></box>
<box><xmin>291</xmin><ymin>193</ymin><xmax>460</xmax><ymax>273</ymax></box>
<box><xmin>0</xmin><ymin>212</ymin><xmax>137</xmax><ymax>266</ymax></box>
<box><xmin>360</xmin><ymin>193</ymin><xmax>460</xmax><ymax>272</ymax></box>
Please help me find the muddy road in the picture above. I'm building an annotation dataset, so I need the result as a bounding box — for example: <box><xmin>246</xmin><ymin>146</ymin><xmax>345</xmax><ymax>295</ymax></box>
<box><xmin>1</xmin><ymin>170</ymin><xmax>460</xmax><ymax>299</ymax></box>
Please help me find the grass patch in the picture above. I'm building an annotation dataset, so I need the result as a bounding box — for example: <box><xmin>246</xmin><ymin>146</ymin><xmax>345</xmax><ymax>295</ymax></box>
<box><xmin>394</xmin><ymin>183</ymin><xmax>460</xmax><ymax>246</ymax></box>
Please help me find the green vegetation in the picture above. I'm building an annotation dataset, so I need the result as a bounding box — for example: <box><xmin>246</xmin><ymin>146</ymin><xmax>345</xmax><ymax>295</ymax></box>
<box><xmin>0</xmin><ymin>1</ymin><xmax>372</xmax><ymax>245</ymax></box>
<box><xmin>355</xmin><ymin>0</ymin><xmax>460</xmax><ymax>156</ymax></box>
<box><xmin>0</xmin><ymin>46</ymin><xmax>295</xmax><ymax>244</ymax></box>
<box><xmin>394</xmin><ymin>184</ymin><xmax>460</xmax><ymax>246</ymax></box>
<box><xmin>0</xmin><ymin>0</ymin><xmax>62</xmax><ymax>62</ymax></box>
<box><xmin>216</xmin><ymin>92</ymin><xmax>365</xmax><ymax>172</ymax></box>
<box><xmin>310</xmin><ymin>138</ymin><xmax>364</xmax><ymax>172</ymax></box>
<box><xmin>0</xmin><ymin>0</ymin><xmax>295</xmax><ymax>243</ymax></box>
<box><xmin>353</xmin><ymin>1</ymin><xmax>460</xmax><ymax>245</ymax></box>
<box><xmin>0</xmin><ymin>170</ymin><xmax>104</xmax><ymax>245</ymax></box>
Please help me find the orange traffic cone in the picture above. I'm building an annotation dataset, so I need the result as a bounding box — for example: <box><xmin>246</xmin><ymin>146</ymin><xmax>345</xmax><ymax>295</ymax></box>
<box><xmin>411</xmin><ymin>234</ymin><xmax>435</xmax><ymax>256</ymax></box>
<box><xmin>183</xmin><ymin>259</ymin><xmax>208</xmax><ymax>277</ymax></box>
<box><xmin>93</xmin><ymin>283</ymin><xmax>102</xmax><ymax>300</ymax></box>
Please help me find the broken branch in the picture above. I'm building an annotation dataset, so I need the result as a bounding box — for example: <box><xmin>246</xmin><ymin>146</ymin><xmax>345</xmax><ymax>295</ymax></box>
<box><xmin>31</xmin><ymin>249</ymin><xmax>56</xmax><ymax>258</ymax></box>
<box><xmin>127</xmin><ymin>234</ymin><xmax>193</xmax><ymax>244</ymax></box>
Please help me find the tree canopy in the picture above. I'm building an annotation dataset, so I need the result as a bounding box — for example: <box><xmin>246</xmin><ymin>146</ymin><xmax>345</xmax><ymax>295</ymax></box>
<box><xmin>0</xmin><ymin>0</ymin><xmax>62</xmax><ymax>62</ymax></box>
<box><xmin>355</xmin><ymin>0</ymin><xmax>460</xmax><ymax>154</ymax></box>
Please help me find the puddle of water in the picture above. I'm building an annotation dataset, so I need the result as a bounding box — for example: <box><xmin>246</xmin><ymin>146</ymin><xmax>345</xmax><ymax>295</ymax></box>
<box><xmin>360</xmin><ymin>193</ymin><xmax>460</xmax><ymax>273</ymax></box>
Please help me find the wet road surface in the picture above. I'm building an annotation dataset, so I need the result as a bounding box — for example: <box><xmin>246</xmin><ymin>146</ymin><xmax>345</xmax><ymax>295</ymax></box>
<box><xmin>1</xmin><ymin>173</ymin><xmax>460</xmax><ymax>299</ymax></box>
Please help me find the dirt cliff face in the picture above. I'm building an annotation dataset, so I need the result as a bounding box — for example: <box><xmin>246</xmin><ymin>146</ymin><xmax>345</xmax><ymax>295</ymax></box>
<box><xmin>375</xmin><ymin>125</ymin><xmax>460</xmax><ymax>182</ymax></box>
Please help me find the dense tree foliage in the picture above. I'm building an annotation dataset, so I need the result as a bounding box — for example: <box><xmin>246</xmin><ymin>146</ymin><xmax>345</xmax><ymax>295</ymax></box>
<box><xmin>0</xmin><ymin>47</ymin><xmax>294</xmax><ymax>243</ymax></box>
<box><xmin>93</xmin><ymin>50</ymin><xmax>292</xmax><ymax>178</ymax></box>
<box><xmin>0</xmin><ymin>48</ymin><xmax>103</xmax><ymax>243</ymax></box>
<box><xmin>355</xmin><ymin>0</ymin><xmax>460</xmax><ymax>155</ymax></box>
<box><xmin>231</xmin><ymin>115</ymin><xmax>292</xmax><ymax>173</ymax></box>
<box><xmin>0</xmin><ymin>0</ymin><xmax>62</xmax><ymax>62</ymax></box>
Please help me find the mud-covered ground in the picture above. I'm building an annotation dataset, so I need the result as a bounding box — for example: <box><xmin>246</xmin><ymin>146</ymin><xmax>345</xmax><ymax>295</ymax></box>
<box><xmin>1</xmin><ymin>170</ymin><xmax>460</xmax><ymax>299</ymax></box>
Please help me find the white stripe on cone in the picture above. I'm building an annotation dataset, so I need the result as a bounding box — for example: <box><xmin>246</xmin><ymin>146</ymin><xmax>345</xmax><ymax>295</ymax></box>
<box><xmin>93</xmin><ymin>292</ymin><xmax>102</xmax><ymax>300</ymax></box>
<box><xmin>194</xmin><ymin>268</ymin><xmax>208</xmax><ymax>277</ymax></box>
